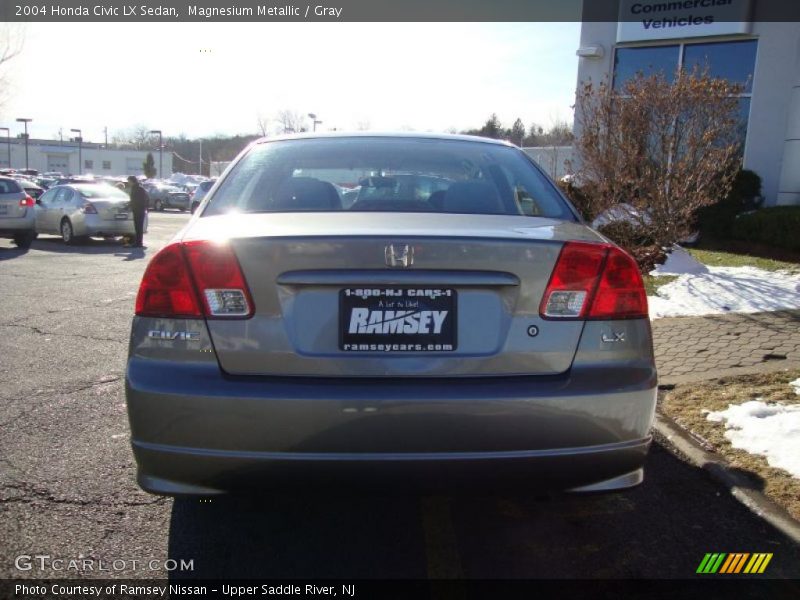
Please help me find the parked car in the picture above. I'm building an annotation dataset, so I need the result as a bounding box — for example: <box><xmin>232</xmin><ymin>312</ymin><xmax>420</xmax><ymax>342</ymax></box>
<box><xmin>143</xmin><ymin>182</ymin><xmax>191</xmax><ymax>211</ymax></box>
<box><xmin>126</xmin><ymin>133</ymin><xmax>656</xmax><ymax>496</ymax></box>
<box><xmin>0</xmin><ymin>176</ymin><xmax>37</xmax><ymax>248</ymax></box>
<box><xmin>14</xmin><ymin>178</ymin><xmax>44</xmax><ymax>199</ymax></box>
<box><xmin>35</xmin><ymin>183</ymin><xmax>135</xmax><ymax>244</ymax></box>
<box><xmin>189</xmin><ymin>179</ymin><xmax>216</xmax><ymax>213</ymax></box>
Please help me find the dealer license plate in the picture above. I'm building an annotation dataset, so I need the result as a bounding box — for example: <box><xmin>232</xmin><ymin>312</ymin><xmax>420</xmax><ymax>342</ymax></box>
<box><xmin>339</xmin><ymin>287</ymin><xmax>457</xmax><ymax>352</ymax></box>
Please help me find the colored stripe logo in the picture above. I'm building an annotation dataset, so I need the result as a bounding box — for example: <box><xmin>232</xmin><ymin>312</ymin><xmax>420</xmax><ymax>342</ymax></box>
<box><xmin>696</xmin><ymin>553</ymin><xmax>773</xmax><ymax>574</ymax></box>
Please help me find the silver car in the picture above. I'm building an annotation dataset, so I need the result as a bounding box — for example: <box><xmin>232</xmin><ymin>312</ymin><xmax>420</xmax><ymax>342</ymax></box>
<box><xmin>35</xmin><ymin>183</ymin><xmax>135</xmax><ymax>244</ymax></box>
<box><xmin>143</xmin><ymin>182</ymin><xmax>191</xmax><ymax>212</ymax></box>
<box><xmin>126</xmin><ymin>133</ymin><xmax>657</xmax><ymax>496</ymax></box>
<box><xmin>0</xmin><ymin>176</ymin><xmax>37</xmax><ymax>248</ymax></box>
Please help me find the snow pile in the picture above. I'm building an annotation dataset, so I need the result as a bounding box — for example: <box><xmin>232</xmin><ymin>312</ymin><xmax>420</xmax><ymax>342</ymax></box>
<box><xmin>591</xmin><ymin>204</ymin><xmax>648</xmax><ymax>229</ymax></box>
<box><xmin>791</xmin><ymin>378</ymin><xmax>800</xmax><ymax>396</ymax></box>
<box><xmin>648</xmin><ymin>247</ymin><xmax>800</xmax><ymax>319</ymax></box>
<box><xmin>651</xmin><ymin>246</ymin><xmax>708</xmax><ymax>276</ymax></box>
<box><xmin>706</xmin><ymin>400</ymin><xmax>800</xmax><ymax>478</ymax></box>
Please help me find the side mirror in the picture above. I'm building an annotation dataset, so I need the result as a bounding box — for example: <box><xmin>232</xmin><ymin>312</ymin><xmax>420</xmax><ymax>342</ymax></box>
<box><xmin>35</xmin><ymin>198</ymin><xmax>42</xmax><ymax>205</ymax></box>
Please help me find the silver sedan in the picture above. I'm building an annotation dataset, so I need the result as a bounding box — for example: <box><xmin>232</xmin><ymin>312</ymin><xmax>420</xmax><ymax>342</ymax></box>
<box><xmin>35</xmin><ymin>183</ymin><xmax>135</xmax><ymax>244</ymax></box>
<box><xmin>126</xmin><ymin>133</ymin><xmax>657</xmax><ymax>496</ymax></box>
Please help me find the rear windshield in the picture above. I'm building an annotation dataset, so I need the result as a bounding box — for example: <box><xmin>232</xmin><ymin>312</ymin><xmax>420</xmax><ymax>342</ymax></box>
<box><xmin>204</xmin><ymin>137</ymin><xmax>574</xmax><ymax>220</ymax></box>
<box><xmin>75</xmin><ymin>184</ymin><xmax>129</xmax><ymax>199</ymax></box>
<box><xmin>0</xmin><ymin>179</ymin><xmax>22</xmax><ymax>194</ymax></box>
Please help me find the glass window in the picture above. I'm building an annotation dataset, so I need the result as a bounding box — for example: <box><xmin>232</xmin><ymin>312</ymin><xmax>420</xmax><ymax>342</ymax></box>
<box><xmin>0</xmin><ymin>179</ymin><xmax>22</xmax><ymax>193</ymax></box>
<box><xmin>52</xmin><ymin>188</ymin><xmax>68</xmax><ymax>204</ymax></box>
<box><xmin>683</xmin><ymin>40</ymin><xmax>757</xmax><ymax>93</ymax></box>
<box><xmin>613</xmin><ymin>45</ymin><xmax>680</xmax><ymax>90</ymax></box>
<box><xmin>205</xmin><ymin>137</ymin><xmax>575</xmax><ymax>220</ymax></box>
<box><xmin>84</xmin><ymin>159</ymin><xmax>93</xmax><ymax>169</ymax></box>
<box><xmin>102</xmin><ymin>161</ymin><xmax>111</xmax><ymax>170</ymax></box>
<box><xmin>38</xmin><ymin>189</ymin><xmax>57</xmax><ymax>205</ymax></box>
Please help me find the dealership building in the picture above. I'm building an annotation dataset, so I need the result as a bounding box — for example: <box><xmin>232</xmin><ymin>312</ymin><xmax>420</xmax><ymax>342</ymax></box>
<box><xmin>576</xmin><ymin>0</ymin><xmax>800</xmax><ymax>206</ymax></box>
<box><xmin>0</xmin><ymin>137</ymin><xmax>173</xmax><ymax>178</ymax></box>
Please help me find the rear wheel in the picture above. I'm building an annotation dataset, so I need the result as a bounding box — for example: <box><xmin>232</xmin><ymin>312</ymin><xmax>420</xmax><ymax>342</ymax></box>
<box><xmin>60</xmin><ymin>218</ymin><xmax>77</xmax><ymax>245</ymax></box>
<box><xmin>12</xmin><ymin>230</ymin><xmax>37</xmax><ymax>249</ymax></box>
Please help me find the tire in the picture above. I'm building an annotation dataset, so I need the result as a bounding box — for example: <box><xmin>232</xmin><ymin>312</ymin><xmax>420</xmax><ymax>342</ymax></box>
<box><xmin>154</xmin><ymin>199</ymin><xmax>163</xmax><ymax>211</ymax></box>
<box><xmin>60</xmin><ymin>218</ymin><xmax>77</xmax><ymax>245</ymax></box>
<box><xmin>12</xmin><ymin>230</ymin><xmax>37</xmax><ymax>249</ymax></box>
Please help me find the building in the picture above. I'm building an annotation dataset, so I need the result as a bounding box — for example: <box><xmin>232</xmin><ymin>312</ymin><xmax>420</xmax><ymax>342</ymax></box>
<box><xmin>576</xmin><ymin>0</ymin><xmax>800</xmax><ymax>206</ymax></box>
<box><xmin>0</xmin><ymin>137</ymin><xmax>173</xmax><ymax>178</ymax></box>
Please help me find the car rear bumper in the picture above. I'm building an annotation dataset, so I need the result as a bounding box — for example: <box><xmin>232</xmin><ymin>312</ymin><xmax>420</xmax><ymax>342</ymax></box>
<box><xmin>77</xmin><ymin>218</ymin><xmax>136</xmax><ymax>236</ymax></box>
<box><xmin>126</xmin><ymin>360</ymin><xmax>657</xmax><ymax>495</ymax></box>
<box><xmin>0</xmin><ymin>212</ymin><xmax>35</xmax><ymax>235</ymax></box>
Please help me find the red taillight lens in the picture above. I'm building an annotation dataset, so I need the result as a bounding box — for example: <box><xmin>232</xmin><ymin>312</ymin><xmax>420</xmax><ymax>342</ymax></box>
<box><xmin>588</xmin><ymin>247</ymin><xmax>648</xmax><ymax>319</ymax></box>
<box><xmin>540</xmin><ymin>242</ymin><xmax>647</xmax><ymax>320</ymax></box>
<box><xmin>135</xmin><ymin>243</ymin><xmax>202</xmax><ymax>318</ymax></box>
<box><xmin>183</xmin><ymin>240</ymin><xmax>254</xmax><ymax>318</ymax></box>
<box><xmin>135</xmin><ymin>240</ymin><xmax>254</xmax><ymax>319</ymax></box>
<box><xmin>82</xmin><ymin>202</ymin><xmax>97</xmax><ymax>214</ymax></box>
<box><xmin>19</xmin><ymin>195</ymin><xmax>34</xmax><ymax>208</ymax></box>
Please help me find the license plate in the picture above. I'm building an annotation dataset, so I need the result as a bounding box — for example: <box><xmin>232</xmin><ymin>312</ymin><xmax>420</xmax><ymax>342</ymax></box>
<box><xmin>115</xmin><ymin>212</ymin><xmax>128</xmax><ymax>220</ymax></box>
<box><xmin>339</xmin><ymin>288</ymin><xmax>457</xmax><ymax>352</ymax></box>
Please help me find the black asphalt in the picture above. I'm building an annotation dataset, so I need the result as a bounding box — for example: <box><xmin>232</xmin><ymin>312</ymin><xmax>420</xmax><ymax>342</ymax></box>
<box><xmin>1</xmin><ymin>212</ymin><xmax>799</xmax><ymax>582</ymax></box>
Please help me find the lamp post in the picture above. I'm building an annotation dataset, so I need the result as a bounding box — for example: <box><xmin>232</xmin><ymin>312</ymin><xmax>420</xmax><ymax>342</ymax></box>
<box><xmin>308</xmin><ymin>113</ymin><xmax>322</xmax><ymax>132</ymax></box>
<box><xmin>0</xmin><ymin>127</ymin><xmax>9</xmax><ymax>170</ymax></box>
<box><xmin>70</xmin><ymin>128</ymin><xmax>82</xmax><ymax>174</ymax></box>
<box><xmin>149</xmin><ymin>129</ymin><xmax>163</xmax><ymax>178</ymax></box>
<box><xmin>16</xmin><ymin>118</ymin><xmax>32</xmax><ymax>171</ymax></box>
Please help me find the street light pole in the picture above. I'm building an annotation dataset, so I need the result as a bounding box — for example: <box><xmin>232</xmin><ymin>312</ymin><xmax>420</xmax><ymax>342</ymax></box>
<box><xmin>70</xmin><ymin>128</ymin><xmax>82</xmax><ymax>174</ymax></box>
<box><xmin>0</xmin><ymin>127</ymin><xmax>10</xmax><ymax>169</ymax></box>
<box><xmin>149</xmin><ymin>129</ymin><xmax>163</xmax><ymax>178</ymax></box>
<box><xmin>308</xmin><ymin>113</ymin><xmax>322</xmax><ymax>132</ymax></box>
<box><xmin>16</xmin><ymin>118</ymin><xmax>32</xmax><ymax>171</ymax></box>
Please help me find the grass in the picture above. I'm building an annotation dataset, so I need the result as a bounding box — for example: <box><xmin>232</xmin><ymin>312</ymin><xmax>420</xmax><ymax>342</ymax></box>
<box><xmin>686</xmin><ymin>248</ymin><xmax>800</xmax><ymax>273</ymax></box>
<box><xmin>643</xmin><ymin>274</ymin><xmax>677</xmax><ymax>296</ymax></box>
<box><xmin>660</xmin><ymin>370</ymin><xmax>800</xmax><ymax>521</ymax></box>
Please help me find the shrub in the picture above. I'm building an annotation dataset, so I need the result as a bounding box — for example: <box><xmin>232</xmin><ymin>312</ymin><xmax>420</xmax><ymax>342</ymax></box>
<box><xmin>596</xmin><ymin>221</ymin><xmax>663</xmax><ymax>272</ymax></box>
<box><xmin>697</xmin><ymin>169</ymin><xmax>762</xmax><ymax>238</ymax></box>
<box><xmin>730</xmin><ymin>207</ymin><xmax>800</xmax><ymax>252</ymax></box>
<box><xmin>556</xmin><ymin>180</ymin><xmax>594</xmax><ymax>221</ymax></box>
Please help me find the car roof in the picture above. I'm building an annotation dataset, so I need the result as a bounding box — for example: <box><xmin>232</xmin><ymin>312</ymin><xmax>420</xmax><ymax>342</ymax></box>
<box><xmin>254</xmin><ymin>131</ymin><xmax>515</xmax><ymax>147</ymax></box>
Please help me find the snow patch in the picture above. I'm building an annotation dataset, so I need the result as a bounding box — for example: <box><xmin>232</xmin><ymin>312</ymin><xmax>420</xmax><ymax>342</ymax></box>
<box><xmin>648</xmin><ymin>265</ymin><xmax>800</xmax><ymax>318</ymax></box>
<box><xmin>791</xmin><ymin>378</ymin><xmax>800</xmax><ymax>396</ymax></box>
<box><xmin>651</xmin><ymin>245</ymin><xmax>708</xmax><ymax>276</ymax></box>
<box><xmin>706</xmin><ymin>400</ymin><xmax>800</xmax><ymax>478</ymax></box>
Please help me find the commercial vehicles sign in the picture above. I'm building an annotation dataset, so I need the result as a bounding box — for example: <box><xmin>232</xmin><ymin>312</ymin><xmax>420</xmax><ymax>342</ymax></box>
<box><xmin>617</xmin><ymin>0</ymin><xmax>752</xmax><ymax>42</ymax></box>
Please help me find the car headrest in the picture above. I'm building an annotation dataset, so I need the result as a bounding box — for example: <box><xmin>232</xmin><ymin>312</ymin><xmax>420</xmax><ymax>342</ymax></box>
<box><xmin>442</xmin><ymin>181</ymin><xmax>505</xmax><ymax>215</ymax></box>
<box><xmin>272</xmin><ymin>177</ymin><xmax>342</xmax><ymax>211</ymax></box>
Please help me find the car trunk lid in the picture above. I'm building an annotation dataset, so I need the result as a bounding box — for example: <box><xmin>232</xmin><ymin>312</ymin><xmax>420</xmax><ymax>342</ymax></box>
<box><xmin>183</xmin><ymin>212</ymin><xmax>603</xmax><ymax>378</ymax></box>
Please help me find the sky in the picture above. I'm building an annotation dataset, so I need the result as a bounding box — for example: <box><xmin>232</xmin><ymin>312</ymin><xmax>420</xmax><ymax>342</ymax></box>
<box><xmin>1</xmin><ymin>22</ymin><xmax>580</xmax><ymax>143</ymax></box>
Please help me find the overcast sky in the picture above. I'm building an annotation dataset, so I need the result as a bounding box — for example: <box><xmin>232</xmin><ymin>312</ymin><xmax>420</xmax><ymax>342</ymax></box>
<box><xmin>2</xmin><ymin>22</ymin><xmax>580</xmax><ymax>143</ymax></box>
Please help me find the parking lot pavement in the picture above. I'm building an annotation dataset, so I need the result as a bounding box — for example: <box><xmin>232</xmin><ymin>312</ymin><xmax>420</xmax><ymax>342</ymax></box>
<box><xmin>1</xmin><ymin>211</ymin><xmax>799</xmax><ymax>580</ymax></box>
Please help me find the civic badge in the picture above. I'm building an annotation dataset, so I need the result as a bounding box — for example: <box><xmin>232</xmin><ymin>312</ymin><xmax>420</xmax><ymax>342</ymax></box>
<box><xmin>385</xmin><ymin>243</ymin><xmax>414</xmax><ymax>268</ymax></box>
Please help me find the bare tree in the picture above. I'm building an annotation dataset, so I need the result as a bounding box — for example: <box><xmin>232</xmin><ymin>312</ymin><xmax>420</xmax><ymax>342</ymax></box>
<box><xmin>572</xmin><ymin>67</ymin><xmax>743</xmax><ymax>249</ymax></box>
<box><xmin>256</xmin><ymin>113</ymin><xmax>270</xmax><ymax>137</ymax></box>
<box><xmin>275</xmin><ymin>109</ymin><xmax>306</xmax><ymax>134</ymax></box>
<box><xmin>0</xmin><ymin>24</ymin><xmax>24</xmax><ymax>114</ymax></box>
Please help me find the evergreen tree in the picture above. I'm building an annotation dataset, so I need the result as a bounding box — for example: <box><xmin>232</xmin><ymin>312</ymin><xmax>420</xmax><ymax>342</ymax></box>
<box><xmin>510</xmin><ymin>118</ymin><xmax>526</xmax><ymax>146</ymax></box>
<box><xmin>143</xmin><ymin>153</ymin><xmax>157</xmax><ymax>178</ymax></box>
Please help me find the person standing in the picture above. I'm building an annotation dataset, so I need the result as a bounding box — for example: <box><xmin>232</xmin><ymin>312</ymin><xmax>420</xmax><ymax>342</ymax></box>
<box><xmin>127</xmin><ymin>175</ymin><xmax>149</xmax><ymax>248</ymax></box>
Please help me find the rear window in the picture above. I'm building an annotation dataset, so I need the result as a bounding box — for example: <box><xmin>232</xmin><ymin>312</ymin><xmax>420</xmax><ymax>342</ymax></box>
<box><xmin>204</xmin><ymin>137</ymin><xmax>574</xmax><ymax>220</ymax></box>
<box><xmin>0</xmin><ymin>179</ymin><xmax>22</xmax><ymax>194</ymax></box>
<box><xmin>75</xmin><ymin>184</ymin><xmax>129</xmax><ymax>199</ymax></box>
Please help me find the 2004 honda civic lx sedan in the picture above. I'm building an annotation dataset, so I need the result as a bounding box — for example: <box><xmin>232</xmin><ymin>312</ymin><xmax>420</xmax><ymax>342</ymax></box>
<box><xmin>125</xmin><ymin>133</ymin><xmax>657</xmax><ymax>496</ymax></box>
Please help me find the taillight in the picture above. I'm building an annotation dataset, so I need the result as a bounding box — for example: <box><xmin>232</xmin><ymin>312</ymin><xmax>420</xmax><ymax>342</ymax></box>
<box><xmin>540</xmin><ymin>242</ymin><xmax>647</xmax><ymax>320</ymax></box>
<box><xmin>134</xmin><ymin>240</ymin><xmax>254</xmax><ymax>319</ymax></box>
<box><xmin>135</xmin><ymin>243</ymin><xmax>202</xmax><ymax>318</ymax></box>
<box><xmin>82</xmin><ymin>202</ymin><xmax>97</xmax><ymax>214</ymax></box>
<box><xmin>183</xmin><ymin>240</ymin><xmax>254</xmax><ymax>318</ymax></box>
<box><xmin>19</xmin><ymin>195</ymin><xmax>34</xmax><ymax>208</ymax></box>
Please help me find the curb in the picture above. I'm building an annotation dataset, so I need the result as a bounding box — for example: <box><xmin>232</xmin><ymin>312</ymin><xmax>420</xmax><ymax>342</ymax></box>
<box><xmin>653</xmin><ymin>411</ymin><xmax>800</xmax><ymax>545</ymax></box>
